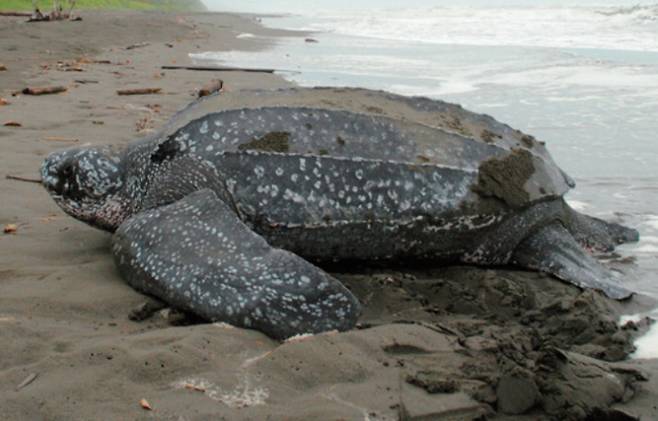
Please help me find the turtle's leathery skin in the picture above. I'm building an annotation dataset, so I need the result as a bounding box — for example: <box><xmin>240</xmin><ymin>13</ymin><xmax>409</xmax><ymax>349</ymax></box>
<box><xmin>40</xmin><ymin>87</ymin><xmax>639</xmax><ymax>338</ymax></box>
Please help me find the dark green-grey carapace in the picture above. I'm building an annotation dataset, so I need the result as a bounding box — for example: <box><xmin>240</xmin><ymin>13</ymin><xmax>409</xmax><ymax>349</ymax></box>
<box><xmin>40</xmin><ymin>87</ymin><xmax>639</xmax><ymax>339</ymax></box>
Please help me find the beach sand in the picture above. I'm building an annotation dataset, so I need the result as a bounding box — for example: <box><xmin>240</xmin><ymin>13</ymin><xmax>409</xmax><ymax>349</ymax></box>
<box><xmin>1</xmin><ymin>10</ymin><xmax>658</xmax><ymax>420</ymax></box>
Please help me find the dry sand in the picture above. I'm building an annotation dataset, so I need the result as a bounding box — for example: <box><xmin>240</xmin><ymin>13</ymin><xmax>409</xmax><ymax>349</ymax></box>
<box><xmin>1</xmin><ymin>10</ymin><xmax>658</xmax><ymax>421</ymax></box>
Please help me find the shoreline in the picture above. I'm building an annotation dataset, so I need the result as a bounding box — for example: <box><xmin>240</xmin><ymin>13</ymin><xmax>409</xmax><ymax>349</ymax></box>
<box><xmin>1</xmin><ymin>10</ymin><xmax>658</xmax><ymax>421</ymax></box>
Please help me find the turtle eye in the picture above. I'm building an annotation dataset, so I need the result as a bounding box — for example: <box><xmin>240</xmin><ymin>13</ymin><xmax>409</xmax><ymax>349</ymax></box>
<box><xmin>60</xmin><ymin>162</ymin><xmax>74</xmax><ymax>179</ymax></box>
<box><xmin>58</xmin><ymin>162</ymin><xmax>84</xmax><ymax>199</ymax></box>
<box><xmin>49</xmin><ymin>162</ymin><xmax>76</xmax><ymax>196</ymax></box>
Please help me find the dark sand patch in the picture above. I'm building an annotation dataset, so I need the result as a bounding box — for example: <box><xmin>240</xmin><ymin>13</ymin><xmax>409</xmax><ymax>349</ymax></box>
<box><xmin>473</xmin><ymin>149</ymin><xmax>535</xmax><ymax>208</ymax></box>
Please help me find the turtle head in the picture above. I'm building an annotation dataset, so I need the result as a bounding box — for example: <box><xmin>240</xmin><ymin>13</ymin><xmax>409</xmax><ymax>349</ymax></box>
<box><xmin>41</xmin><ymin>146</ymin><xmax>130</xmax><ymax>232</ymax></box>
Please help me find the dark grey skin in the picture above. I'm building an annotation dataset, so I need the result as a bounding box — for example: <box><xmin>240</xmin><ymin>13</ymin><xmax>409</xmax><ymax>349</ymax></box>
<box><xmin>41</xmin><ymin>88</ymin><xmax>639</xmax><ymax>340</ymax></box>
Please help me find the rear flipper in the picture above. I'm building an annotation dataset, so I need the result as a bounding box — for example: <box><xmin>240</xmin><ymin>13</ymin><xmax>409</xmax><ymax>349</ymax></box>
<box><xmin>112</xmin><ymin>189</ymin><xmax>361</xmax><ymax>340</ymax></box>
<box><xmin>511</xmin><ymin>222</ymin><xmax>633</xmax><ymax>300</ymax></box>
<box><xmin>564</xmin><ymin>206</ymin><xmax>639</xmax><ymax>253</ymax></box>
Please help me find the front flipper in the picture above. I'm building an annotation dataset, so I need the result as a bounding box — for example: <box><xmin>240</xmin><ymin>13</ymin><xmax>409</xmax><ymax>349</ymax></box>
<box><xmin>511</xmin><ymin>222</ymin><xmax>632</xmax><ymax>300</ymax></box>
<box><xmin>112</xmin><ymin>189</ymin><xmax>361</xmax><ymax>340</ymax></box>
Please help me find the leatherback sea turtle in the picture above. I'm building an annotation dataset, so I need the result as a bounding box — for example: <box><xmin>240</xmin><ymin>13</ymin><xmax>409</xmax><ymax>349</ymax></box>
<box><xmin>41</xmin><ymin>87</ymin><xmax>638</xmax><ymax>339</ymax></box>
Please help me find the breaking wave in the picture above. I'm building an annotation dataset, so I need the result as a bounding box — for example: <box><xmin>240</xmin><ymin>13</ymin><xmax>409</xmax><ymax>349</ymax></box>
<box><xmin>597</xmin><ymin>3</ymin><xmax>658</xmax><ymax>21</ymax></box>
<box><xmin>294</xmin><ymin>4</ymin><xmax>658</xmax><ymax>52</ymax></box>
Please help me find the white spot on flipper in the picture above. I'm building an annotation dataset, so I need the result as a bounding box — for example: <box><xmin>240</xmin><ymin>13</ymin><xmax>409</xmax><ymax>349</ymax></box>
<box><xmin>199</xmin><ymin>120</ymin><xmax>209</xmax><ymax>134</ymax></box>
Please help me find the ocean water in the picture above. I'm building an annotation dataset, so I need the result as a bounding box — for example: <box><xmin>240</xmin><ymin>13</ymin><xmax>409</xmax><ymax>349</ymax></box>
<box><xmin>195</xmin><ymin>2</ymin><xmax>658</xmax><ymax>356</ymax></box>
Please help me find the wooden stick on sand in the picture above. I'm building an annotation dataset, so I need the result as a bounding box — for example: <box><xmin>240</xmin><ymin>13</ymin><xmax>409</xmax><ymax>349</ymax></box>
<box><xmin>117</xmin><ymin>88</ymin><xmax>161</xmax><ymax>96</ymax></box>
<box><xmin>43</xmin><ymin>136</ymin><xmax>79</xmax><ymax>142</ymax></box>
<box><xmin>22</xmin><ymin>86</ymin><xmax>67</xmax><ymax>95</ymax></box>
<box><xmin>6</xmin><ymin>175</ymin><xmax>42</xmax><ymax>184</ymax></box>
<box><xmin>198</xmin><ymin>79</ymin><xmax>223</xmax><ymax>98</ymax></box>
<box><xmin>162</xmin><ymin>65</ymin><xmax>276</xmax><ymax>74</ymax></box>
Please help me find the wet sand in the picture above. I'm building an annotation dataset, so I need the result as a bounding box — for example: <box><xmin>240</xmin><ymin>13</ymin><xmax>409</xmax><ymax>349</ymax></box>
<box><xmin>1</xmin><ymin>10</ymin><xmax>657</xmax><ymax>421</ymax></box>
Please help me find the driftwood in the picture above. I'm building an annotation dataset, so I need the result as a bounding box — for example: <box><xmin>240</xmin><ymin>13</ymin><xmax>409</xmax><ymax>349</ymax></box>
<box><xmin>60</xmin><ymin>65</ymin><xmax>83</xmax><ymax>72</ymax></box>
<box><xmin>3</xmin><ymin>121</ymin><xmax>22</xmax><ymax>127</ymax></box>
<box><xmin>126</xmin><ymin>42</ymin><xmax>150</xmax><ymax>50</ymax></box>
<box><xmin>0</xmin><ymin>12</ymin><xmax>32</xmax><ymax>17</ymax></box>
<box><xmin>0</xmin><ymin>64</ymin><xmax>6</xmax><ymax>71</ymax></box>
<box><xmin>198</xmin><ymin>79</ymin><xmax>223</xmax><ymax>98</ymax></box>
<box><xmin>43</xmin><ymin>136</ymin><xmax>79</xmax><ymax>142</ymax></box>
<box><xmin>117</xmin><ymin>88</ymin><xmax>161</xmax><ymax>96</ymax></box>
<box><xmin>15</xmin><ymin>373</ymin><xmax>38</xmax><ymax>391</ymax></box>
<box><xmin>4</xmin><ymin>224</ymin><xmax>18</xmax><ymax>234</ymax></box>
<box><xmin>22</xmin><ymin>86</ymin><xmax>67</xmax><ymax>95</ymax></box>
<box><xmin>74</xmin><ymin>79</ymin><xmax>98</xmax><ymax>84</ymax></box>
<box><xmin>162</xmin><ymin>65</ymin><xmax>276</xmax><ymax>74</ymax></box>
<box><xmin>27</xmin><ymin>11</ymin><xmax>80</xmax><ymax>22</ymax></box>
<box><xmin>6</xmin><ymin>175</ymin><xmax>42</xmax><ymax>184</ymax></box>
<box><xmin>28</xmin><ymin>15</ymin><xmax>50</xmax><ymax>22</ymax></box>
